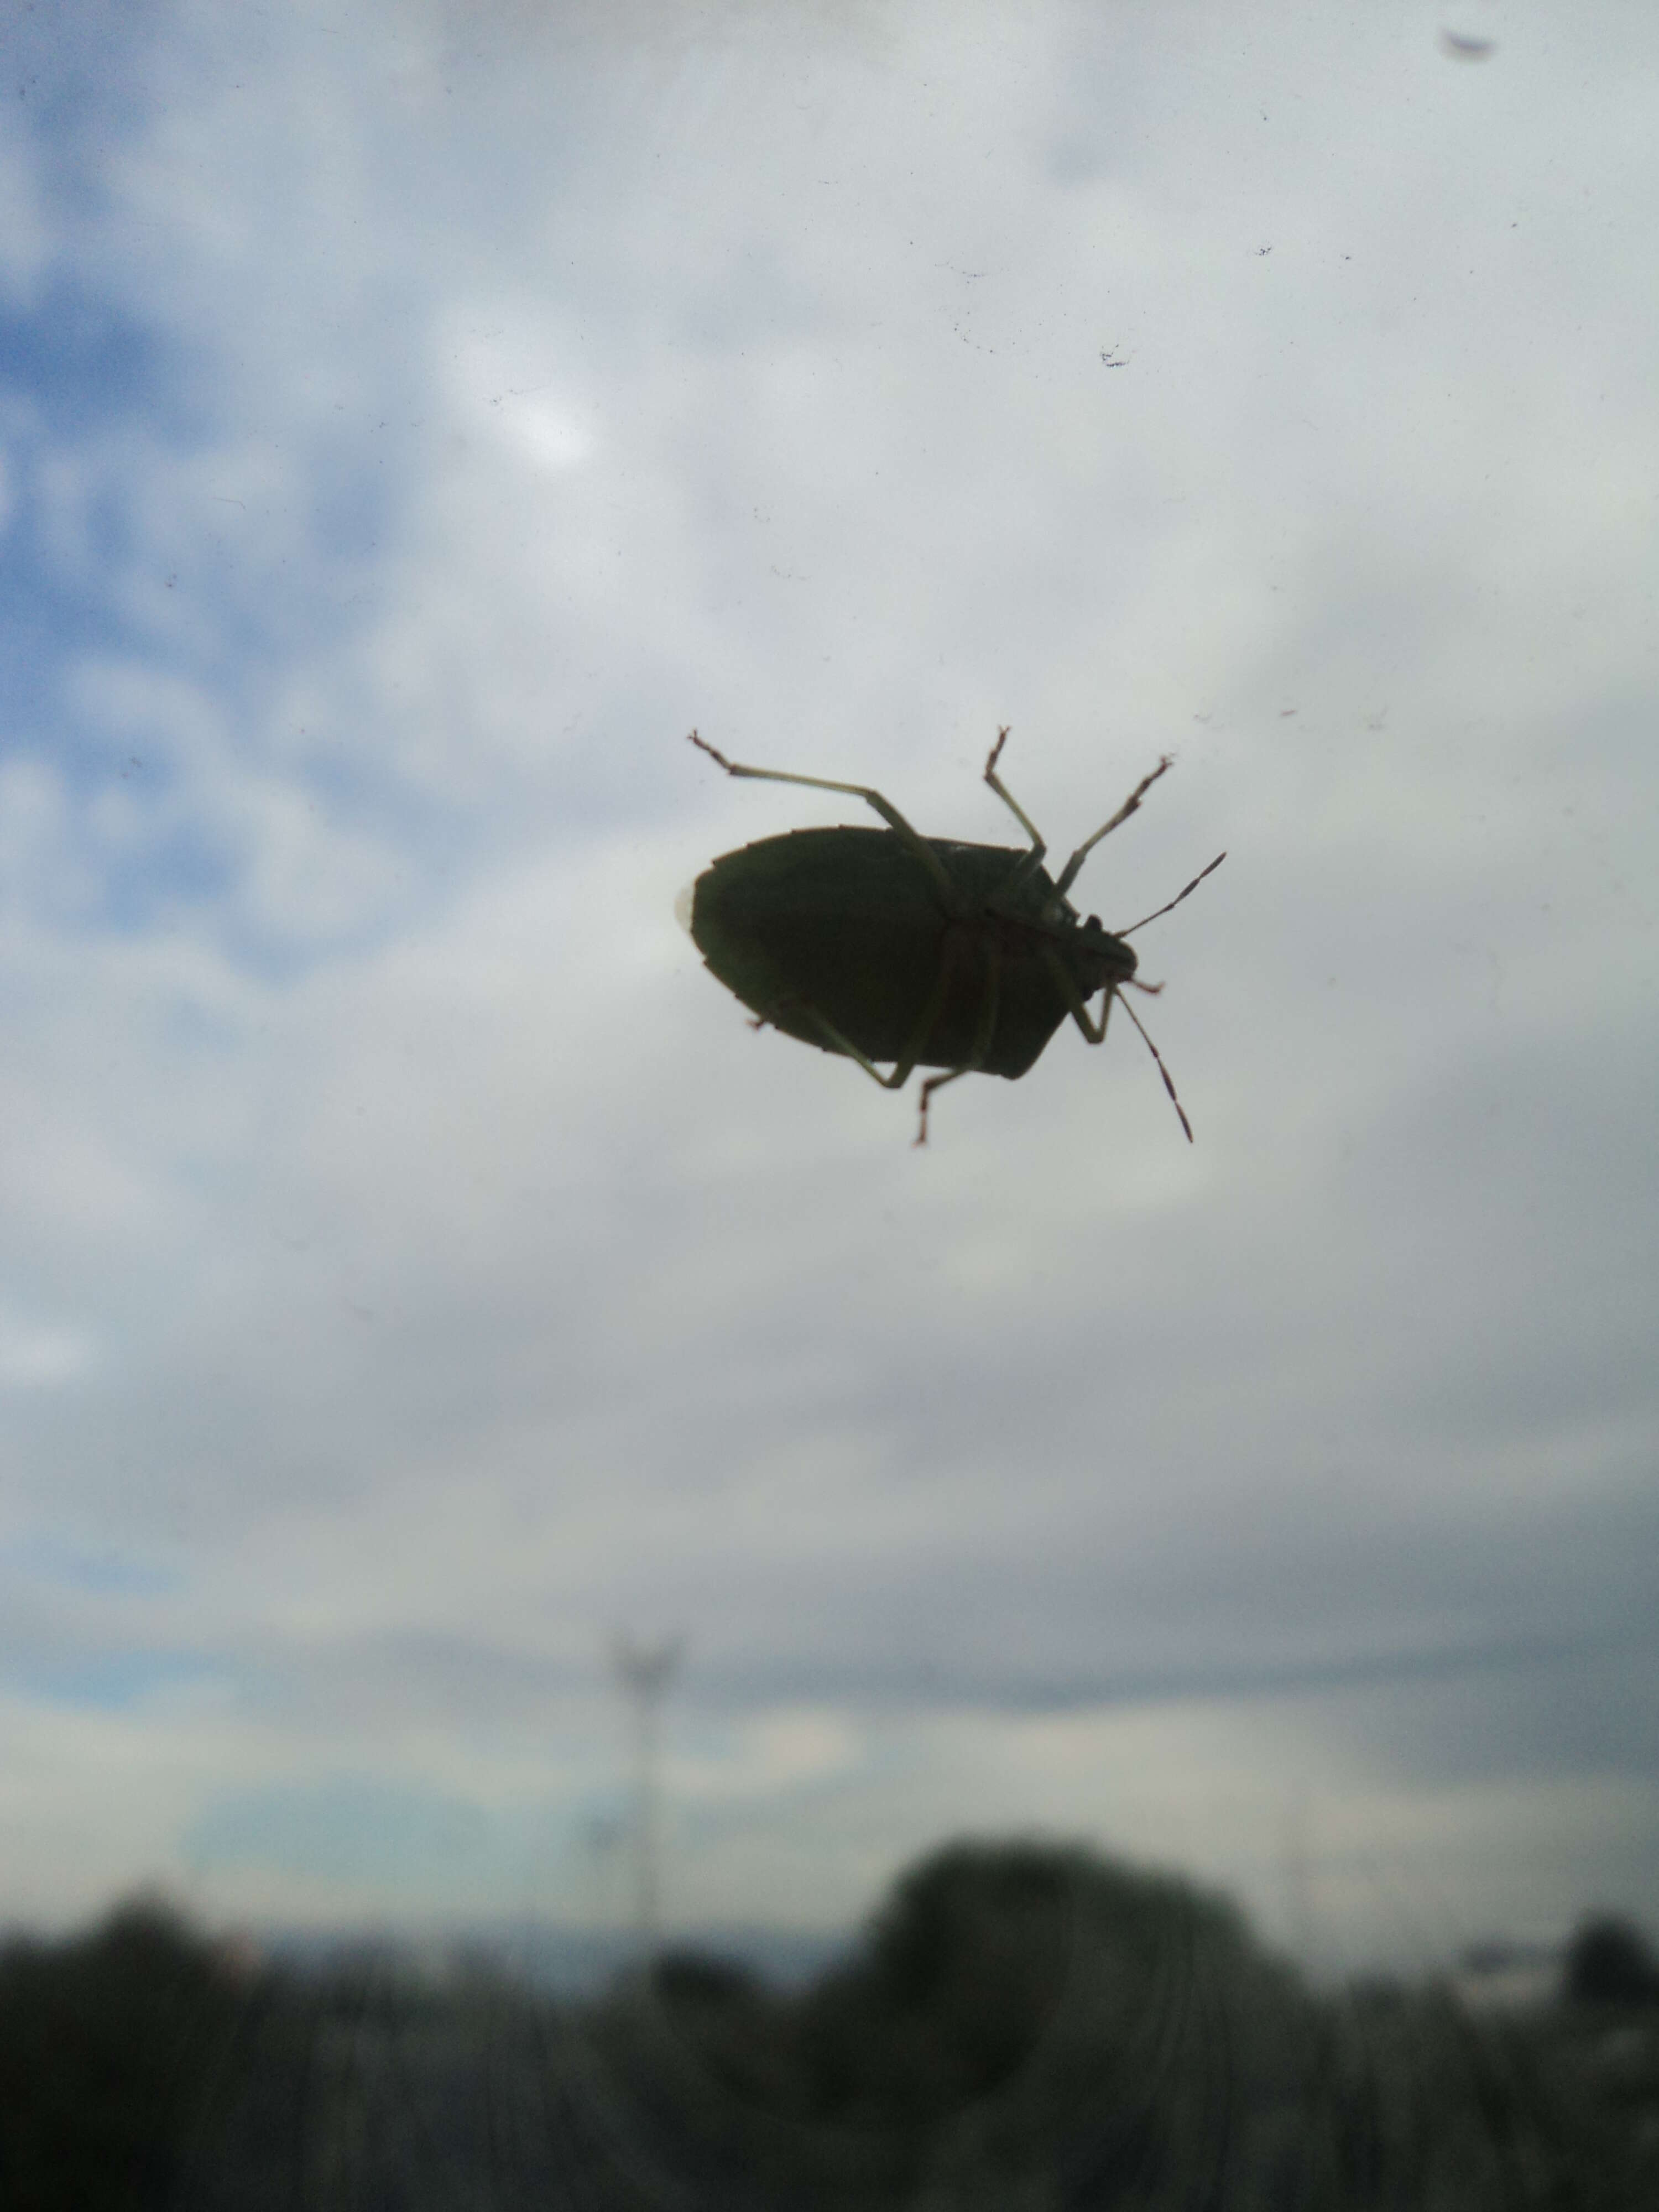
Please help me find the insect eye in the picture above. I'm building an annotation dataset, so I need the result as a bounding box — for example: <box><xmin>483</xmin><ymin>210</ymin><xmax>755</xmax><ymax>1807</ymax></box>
<box><xmin>1086</xmin><ymin>915</ymin><xmax>1102</xmax><ymax>932</ymax></box>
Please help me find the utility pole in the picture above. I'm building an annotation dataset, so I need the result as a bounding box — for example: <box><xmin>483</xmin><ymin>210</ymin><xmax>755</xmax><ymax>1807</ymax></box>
<box><xmin>611</xmin><ymin>1633</ymin><xmax>683</xmax><ymax>1959</ymax></box>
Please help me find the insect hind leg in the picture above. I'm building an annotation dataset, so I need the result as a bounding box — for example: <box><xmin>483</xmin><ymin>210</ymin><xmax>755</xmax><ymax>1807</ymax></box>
<box><xmin>687</xmin><ymin>730</ymin><xmax>958</xmax><ymax>905</ymax></box>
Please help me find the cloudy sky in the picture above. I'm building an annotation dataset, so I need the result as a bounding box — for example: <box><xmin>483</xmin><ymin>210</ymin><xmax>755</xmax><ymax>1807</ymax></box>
<box><xmin>1</xmin><ymin>0</ymin><xmax>1655</xmax><ymax>1973</ymax></box>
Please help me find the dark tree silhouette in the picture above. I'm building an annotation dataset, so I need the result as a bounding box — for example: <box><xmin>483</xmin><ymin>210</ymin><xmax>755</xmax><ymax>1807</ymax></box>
<box><xmin>3</xmin><ymin>1865</ymin><xmax>1656</xmax><ymax>2207</ymax></box>
<box><xmin>0</xmin><ymin>1900</ymin><xmax>243</xmax><ymax>2211</ymax></box>
<box><xmin>1563</xmin><ymin>1913</ymin><xmax>1659</xmax><ymax>2006</ymax></box>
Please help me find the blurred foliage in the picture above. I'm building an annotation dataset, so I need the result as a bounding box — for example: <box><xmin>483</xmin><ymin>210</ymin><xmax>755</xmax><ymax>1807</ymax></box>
<box><xmin>603</xmin><ymin>1840</ymin><xmax>1659</xmax><ymax>2210</ymax></box>
<box><xmin>0</xmin><ymin>1898</ymin><xmax>244</xmax><ymax>2210</ymax></box>
<box><xmin>1</xmin><ymin>1846</ymin><xmax>1656</xmax><ymax>2208</ymax></box>
<box><xmin>1563</xmin><ymin>1915</ymin><xmax>1659</xmax><ymax>2008</ymax></box>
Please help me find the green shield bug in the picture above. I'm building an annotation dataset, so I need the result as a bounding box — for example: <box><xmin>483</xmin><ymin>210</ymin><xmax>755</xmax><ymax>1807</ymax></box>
<box><xmin>680</xmin><ymin>726</ymin><xmax>1223</xmax><ymax>1144</ymax></box>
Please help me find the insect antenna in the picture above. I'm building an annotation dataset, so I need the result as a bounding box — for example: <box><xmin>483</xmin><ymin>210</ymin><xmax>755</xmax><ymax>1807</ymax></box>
<box><xmin>1117</xmin><ymin>989</ymin><xmax>1194</xmax><ymax>1143</ymax></box>
<box><xmin>1118</xmin><ymin>851</ymin><xmax>1226</xmax><ymax>938</ymax></box>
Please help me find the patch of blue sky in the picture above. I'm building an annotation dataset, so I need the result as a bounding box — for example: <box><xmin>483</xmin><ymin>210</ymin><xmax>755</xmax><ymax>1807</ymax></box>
<box><xmin>0</xmin><ymin>301</ymin><xmax>429</xmax><ymax>961</ymax></box>
<box><xmin>17</xmin><ymin>1648</ymin><xmax>222</xmax><ymax>1710</ymax></box>
<box><xmin>0</xmin><ymin>276</ymin><xmax>200</xmax><ymax>441</ymax></box>
<box><xmin>6</xmin><ymin>780</ymin><xmax>239</xmax><ymax>941</ymax></box>
<box><xmin>6</xmin><ymin>2</ymin><xmax>168</xmax><ymax>228</ymax></box>
<box><xmin>6</xmin><ymin>43</ymin><xmax>657</xmax><ymax>943</ymax></box>
<box><xmin>0</xmin><ymin>1531</ymin><xmax>181</xmax><ymax>1598</ymax></box>
<box><xmin>0</xmin><ymin>281</ymin><xmax>402</xmax><ymax>677</ymax></box>
<box><xmin>0</xmin><ymin>292</ymin><xmax>199</xmax><ymax>733</ymax></box>
<box><xmin>186</xmin><ymin>1777</ymin><xmax>573</xmax><ymax>1890</ymax></box>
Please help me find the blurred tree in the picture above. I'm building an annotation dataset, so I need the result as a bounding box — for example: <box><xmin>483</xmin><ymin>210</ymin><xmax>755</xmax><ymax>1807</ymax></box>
<box><xmin>0</xmin><ymin>1898</ymin><xmax>243</xmax><ymax>2211</ymax></box>
<box><xmin>793</xmin><ymin>1837</ymin><xmax>1095</xmax><ymax>2125</ymax></box>
<box><xmin>608</xmin><ymin>1835</ymin><xmax>1326</xmax><ymax>2208</ymax></box>
<box><xmin>1563</xmin><ymin>1913</ymin><xmax>1659</xmax><ymax>2006</ymax></box>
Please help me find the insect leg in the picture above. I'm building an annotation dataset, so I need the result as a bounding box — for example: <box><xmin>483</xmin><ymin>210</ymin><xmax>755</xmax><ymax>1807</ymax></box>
<box><xmin>980</xmin><ymin>727</ymin><xmax>1049</xmax><ymax>894</ymax></box>
<box><xmin>1053</xmin><ymin>757</ymin><xmax>1175</xmax><ymax>896</ymax></box>
<box><xmin>914</xmin><ymin>945</ymin><xmax>1002</xmax><ymax>1146</ymax></box>
<box><xmin>789</xmin><ymin>931</ymin><xmax>964</xmax><ymax>1096</ymax></box>
<box><xmin>687</xmin><ymin>731</ymin><xmax>959</xmax><ymax>906</ymax></box>
<box><xmin>1045</xmin><ymin>946</ymin><xmax>1194</xmax><ymax>1140</ymax></box>
<box><xmin>1041</xmin><ymin>947</ymin><xmax>1115</xmax><ymax>1045</ymax></box>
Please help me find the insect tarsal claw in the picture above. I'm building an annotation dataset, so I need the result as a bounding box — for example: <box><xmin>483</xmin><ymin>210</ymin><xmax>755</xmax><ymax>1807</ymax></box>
<box><xmin>687</xmin><ymin>728</ymin><xmax>737</xmax><ymax>773</ymax></box>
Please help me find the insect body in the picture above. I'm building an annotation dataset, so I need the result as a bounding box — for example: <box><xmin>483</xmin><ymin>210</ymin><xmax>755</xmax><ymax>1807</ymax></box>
<box><xmin>682</xmin><ymin>728</ymin><xmax>1223</xmax><ymax>1144</ymax></box>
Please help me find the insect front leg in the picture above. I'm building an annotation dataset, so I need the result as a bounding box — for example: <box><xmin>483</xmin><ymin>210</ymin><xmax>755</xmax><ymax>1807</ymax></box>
<box><xmin>1041</xmin><ymin>948</ymin><xmax>1194</xmax><ymax>1141</ymax></box>
<box><xmin>687</xmin><ymin>731</ymin><xmax>960</xmax><ymax>907</ymax></box>
<box><xmin>1041</xmin><ymin>947</ymin><xmax>1115</xmax><ymax>1045</ymax></box>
